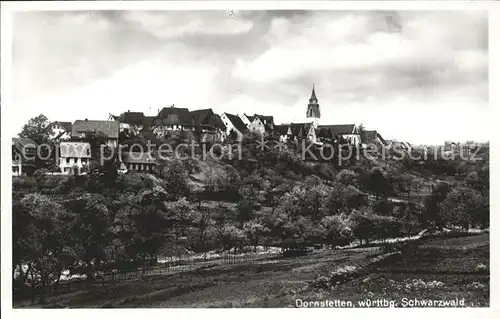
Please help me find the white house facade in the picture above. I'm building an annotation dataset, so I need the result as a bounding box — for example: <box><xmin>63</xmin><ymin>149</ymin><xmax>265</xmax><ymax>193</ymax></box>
<box><xmin>58</xmin><ymin>142</ymin><xmax>91</xmax><ymax>175</ymax></box>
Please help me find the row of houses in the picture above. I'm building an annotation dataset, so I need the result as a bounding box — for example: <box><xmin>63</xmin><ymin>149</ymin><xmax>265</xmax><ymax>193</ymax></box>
<box><xmin>13</xmin><ymin>85</ymin><xmax>400</xmax><ymax>176</ymax></box>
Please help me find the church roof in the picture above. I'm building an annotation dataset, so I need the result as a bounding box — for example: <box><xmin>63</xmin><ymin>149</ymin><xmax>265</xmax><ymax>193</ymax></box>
<box><xmin>310</xmin><ymin>87</ymin><xmax>317</xmax><ymax>101</ymax></box>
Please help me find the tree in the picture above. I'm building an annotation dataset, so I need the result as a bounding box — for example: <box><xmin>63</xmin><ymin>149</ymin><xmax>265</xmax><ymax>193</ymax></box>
<box><xmin>18</xmin><ymin>114</ymin><xmax>50</xmax><ymax>145</ymax></box>
<box><xmin>160</xmin><ymin>160</ymin><xmax>191</xmax><ymax>200</ymax></box>
<box><xmin>243</xmin><ymin>220</ymin><xmax>269</xmax><ymax>252</ymax></box>
<box><xmin>358</xmin><ymin>123</ymin><xmax>366</xmax><ymax>145</ymax></box>
<box><xmin>324</xmin><ymin>184</ymin><xmax>365</xmax><ymax>215</ymax></box>
<box><xmin>236</xmin><ymin>175</ymin><xmax>264</xmax><ymax>228</ymax></box>
<box><xmin>373</xmin><ymin>199</ymin><xmax>394</xmax><ymax>216</ymax></box>
<box><xmin>17</xmin><ymin>194</ymin><xmax>75</xmax><ymax>304</ymax></box>
<box><xmin>186</xmin><ymin>207</ymin><xmax>214</xmax><ymax>254</ymax></box>
<box><xmin>228</xmin><ymin>129</ymin><xmax>238</xmax><ymax>142</ymax></box>
<box><xmin>65</xmin><ymin>193</ymin><xmax>114</xmax><ymax>283</ymax></box>
<box><xmin>300</xmin><ymin>184</ymin><xmax>328</xmax><ymax>222</ymax></box>
<box><xmin>422</xmin><ymin>182</ymin><xmax>451</xmax><ymax>228</ymax></box>
<box><xmin>13</xmin><ymin>199</ymin><xmax>32</xmax><ymax>288</ymax></box>
<box><xmin>215</xmin><ymin>165</ymin><xmax>241</xmax><ymax>193</ymax></box>
<box><xmin>165</xmin><ymin>197</ymin><xmax>195</xmax><ymax>240</ymax></box>
<box><xmin>350</xmin><ymin>208</ymin><xmax>377</xmax><ymax>245</ymax></box>
<box><xmin>465</xmin><ymin>171</ymin><xmax>480</xmax><ymax>191</ymax></box>
<box><xmin>134</xmin><ymin>186</ymin><xmax>174</xmax><ymax>262</ymax></box>
<box><xmin>362</xmin><ymin>167</ymin><xmax>394</xmax><ymax>199</ymax></box>
<box><xmin>440</xmin><ymin>186</ymin><xmax>485</xmax><ymax>229</ymax></box>
<box><xmin>318</xmin><ymin>214</ymin><xmax>353</xmax><ymax>247</ymax></box>
<box><xmin>336</xmin><ymin>169</ymin><xmax>358</xmax><ymax>187</ymax></box>
<box><xmin>215</xmin><ymin>224</ymin><xmax>245</xmax><ymax>253</ymax></box>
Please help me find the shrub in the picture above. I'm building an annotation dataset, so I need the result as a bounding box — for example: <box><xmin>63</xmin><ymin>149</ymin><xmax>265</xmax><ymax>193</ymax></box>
<box><xmin>13</xmin><ymin>176</ymin><xmax>35</xmax><ymax>190</ymax></box>
<box><xmin>336</xmin><ymin>169</ymin><xmax>358</xmax><ymax>187</ymax></box>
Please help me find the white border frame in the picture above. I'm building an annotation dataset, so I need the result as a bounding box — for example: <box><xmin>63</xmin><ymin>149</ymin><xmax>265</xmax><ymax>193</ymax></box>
<box><xmin>1</xmin><ymin>1</ymin><xmax>499</xmax><ymax>318</ymax></box>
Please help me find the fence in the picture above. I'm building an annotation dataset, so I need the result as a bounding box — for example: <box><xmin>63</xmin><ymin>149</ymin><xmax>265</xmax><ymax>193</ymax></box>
<box><xmin>13</xmin><ymin>249</ymin><xmax>282</xmax><ymax>302</ymax></box>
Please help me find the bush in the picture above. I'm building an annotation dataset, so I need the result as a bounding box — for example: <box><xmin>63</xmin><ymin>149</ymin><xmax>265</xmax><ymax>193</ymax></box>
<box><xmin>13</xmin><ymin>176</ymin><xmax>36</xmax><ymax>190</ymax></box>
<box><xmin>336</xmin><ymin>169</ymin><xmax>358</xmax><ymax>187</ymax></box>
<box><xmin>314</xmin><ymin>163</ymin><xmax>337</xmax><ymax>180</ymax></box>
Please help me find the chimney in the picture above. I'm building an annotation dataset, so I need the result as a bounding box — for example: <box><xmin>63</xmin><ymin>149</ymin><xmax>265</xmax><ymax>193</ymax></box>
<box><xmin>128</xmin><ymin>109</ymin><xmax>130</xmax><ymax>112</ymax></box>
<box><xmin>85</xmin><ymin>118</ymin><xmax>88</xmax><ymax>122</ymax></box>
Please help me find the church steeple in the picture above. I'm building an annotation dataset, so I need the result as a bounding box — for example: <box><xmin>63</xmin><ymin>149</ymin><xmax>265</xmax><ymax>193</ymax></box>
<box><xmin>310</xmin><ymin>83</ymin><xmax>317</xmax><ymax>103</ymax></box>
<box><xmin>306</xmin><ymin>83</ymin><xmax>320</xmax><ymax>128</ymax></box>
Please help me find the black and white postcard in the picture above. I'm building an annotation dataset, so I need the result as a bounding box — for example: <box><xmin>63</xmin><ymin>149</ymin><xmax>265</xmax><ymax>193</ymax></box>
<box><xmin>1</xmin><ymin>1</ymin><xmax>498</xmax><ymax>317</ymax></box>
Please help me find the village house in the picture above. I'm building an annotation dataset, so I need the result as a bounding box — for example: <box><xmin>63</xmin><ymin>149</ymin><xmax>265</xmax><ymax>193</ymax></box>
<box><xmin>316</xmin><ymin>124</ymin><xmax>360</xmax><ymax>145</ymax></box>
<box><xmin>239</xmin><ymin>114</ymin><xmax>253</xmax><ymax>127</ymax></box>
<box><xmin>152</xmin><ymin>105</ymin><xmax>195</xmax><ymax>138</ymax></box>
<box><xmin>246</xmin><ymin>114</ymin><xmax>275</xmax><ymax>136</ymax></box>
<box><xmin>220</xmin><ymin>112</ymin><xmax>248</xmax><ymax>141</ymax></box>
<box><xmin>71</xmin><ymin>119</ymin><xmax>120</xmax><ymax>147</ymax></box>
<box><xmin>362</xmin><ymin>130</ymin><xmax>387</xmax><ymax>148</ymax></box>
<box><xmin>109</xmin><ymin>111</ymin><xmax>154</xmax><ymax>136</ymax></box>
<box><xmin>58</xmin><ymin>141</ymin><xmax>91</xmax><ymax>175</ymax></box>
<box><xmin>46</xmin><ymin>121</ymin><xmax>72</xmax><ymax>141</ymax></box>
<box><xmin>288</xmin><ymin>123</ymin><xmax>317</xmax><ymax>143</ymax></box>
<box><xmin>274</xmin><ymin>124</ymin><xmax>291</xmax><ymax>143</ymax></box>
<box><xmin>119</xmin><ymin>151</ymin><xmax>156</xmax><ymax>173</ymax></box>
<box><xmin>12</xmin><ymin>137</ymin><xmax>38</xmax><ymax>176</ymax></box>
<box><xmin>190</xmin><ymin>108</ymin><xmax>227</xmax><ymax>142</ymax></box>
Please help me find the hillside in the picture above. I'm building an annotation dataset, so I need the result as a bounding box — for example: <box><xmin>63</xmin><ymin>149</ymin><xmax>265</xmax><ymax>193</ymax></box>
<box><xmin>12</xmin><ymin>137</ymin><xmax>490</xmax><ymax>307</ymax></box>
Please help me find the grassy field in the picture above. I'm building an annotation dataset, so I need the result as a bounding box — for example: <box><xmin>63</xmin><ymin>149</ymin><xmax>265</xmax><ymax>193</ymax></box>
<box><xmin>309</xmin><ymin>233</ymin><xmax>490</xmax><ymax>308</ymax></box>
<box><xmin>14</xmin><ymin>234</ymin><xmax>489</xmax><ymax>308</ymax></box>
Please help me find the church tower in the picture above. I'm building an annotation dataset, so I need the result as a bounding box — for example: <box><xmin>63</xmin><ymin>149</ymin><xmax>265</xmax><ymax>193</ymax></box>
<box><xmin>306</xmin><ymin>83</ymin><xmax>320</xmax><ymax>128</ymax></box>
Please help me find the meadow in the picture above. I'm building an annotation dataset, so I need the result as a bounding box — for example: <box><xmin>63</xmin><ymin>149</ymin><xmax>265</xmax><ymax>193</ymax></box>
<box><xmin>14</xmin><ymin>233</ymin><xmax>489</xmax><ymax>308</ymax></box>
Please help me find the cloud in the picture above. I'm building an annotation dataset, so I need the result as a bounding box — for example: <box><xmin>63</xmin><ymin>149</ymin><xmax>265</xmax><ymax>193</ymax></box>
<box><xmin>10</xmin><ymin>10</ymin><xmax>489</xmax><ymax>144</ymax></box>
<box><xmin>122</xmin><ymin>11</ymin><xmax>254</xmax><ymax>38</ymax></box>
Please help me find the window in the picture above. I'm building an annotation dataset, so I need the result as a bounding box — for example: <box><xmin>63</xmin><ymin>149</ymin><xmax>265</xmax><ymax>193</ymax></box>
<box><xmin>66</xmin><ymin>158</ymin><xmax>70</xmax><ymax>164</ymax></box>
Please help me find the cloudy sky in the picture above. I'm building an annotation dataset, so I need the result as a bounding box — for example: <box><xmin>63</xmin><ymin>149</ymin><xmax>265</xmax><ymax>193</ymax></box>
<box><xmin>11</xmin><ymin>10</ymin><xmax>488</xmax><ymax>144</ymax></box>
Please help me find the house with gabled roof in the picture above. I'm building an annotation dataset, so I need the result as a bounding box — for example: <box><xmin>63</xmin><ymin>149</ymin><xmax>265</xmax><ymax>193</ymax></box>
<box><xmin>362</xmin><ymin>130</ymin><xmax>387</xmax><ymax>148</ymax></box>
<box><xmin>72</xmin><ymin>119</ymin><xmax>120</xmax><ymax>147</ymax></box>
<box><xmin>109</xmin><ymin>111</ymin><xmax>154</xmax><ymax>136</ymax></box>
<box><xmin>274</xmin><ymin>124</ymin><xmax>291</xmax><ymax>142</ymax></box>
<box><xmin>119</xmin><ymin>151</ymin><xmax>156</xmax><ymax>173</ymax></box>
<box><xmin>239</xmin><ymin>114</ymin><xmax>253</xmax><ymax>127</ymax></box>
<box><xmin>220</xmin><ymin>112</ymin><xmax>248</xmax><ymax>141</ymax></box>
<box><xmin>152</xmin><ymin>105</ymin><xmax>195</xmax><ymax>138</ymax></box>
<box><xmin>12</xmin><ymin>137</ymin><xmax>38</xmax><ymax>176</ymax></box>
<box><xmin>316</xmin><ymin>124</ymin><xmax>360</xmax><ymax>145</ymax></box>
<box><xmin>288</xmin><ymin>122</ymin><xmax>316</xmax><ymax>142</ymax></box>
<box><xmin>47</xmin><ymin>121</ymin><xmax>72</xmax><ymax>141</ymax></box>
<box><xmin>58</xmin><ymin>141</ymin><xmax>91</xmax><ymax>175</ymax></box>
<box><xmin>247</xmin><ymin>114</ymin><xmax>275</xmax><ymax>136</ymax></box>
<box><xmin>190</xmin><ymin>108</ymin><xmax>227</xmax><ymax>142</ymax></box>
